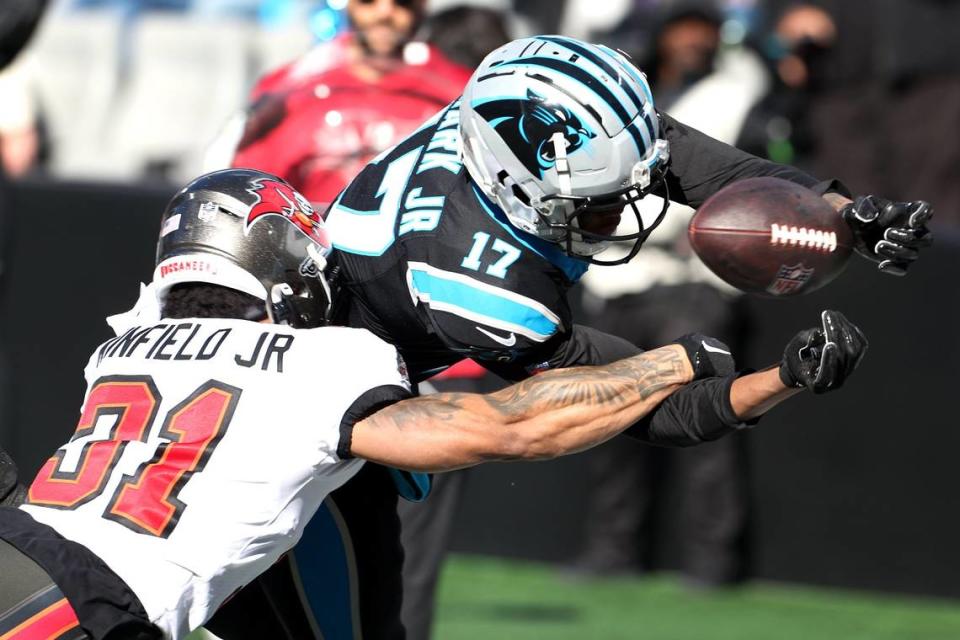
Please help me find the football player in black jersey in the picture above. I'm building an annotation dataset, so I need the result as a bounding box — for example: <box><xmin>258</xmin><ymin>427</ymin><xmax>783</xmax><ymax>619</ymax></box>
<box><xmin>323</xmin><ymin>36</ymin><xmax>930</xmax><ymax>386</ymax></box>
<box><xmin>209</xmin><ymin>36</ymin><xmax>930</xmax><ymax>639</ymax></box>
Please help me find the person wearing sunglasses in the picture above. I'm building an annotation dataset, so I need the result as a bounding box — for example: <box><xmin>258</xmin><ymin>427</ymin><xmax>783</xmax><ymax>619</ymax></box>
<box><xmin>217</xmin><ymin>0</ymin><xmax>471</xmax><ymax>205</ymax></box>
<box><xmin>350</xmin><ymin>0</ymin><xmax>423</xmax><ymax>61</ymax></box>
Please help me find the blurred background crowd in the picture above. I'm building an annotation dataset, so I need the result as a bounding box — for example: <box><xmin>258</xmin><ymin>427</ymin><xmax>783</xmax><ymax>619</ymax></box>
<box><xmin>0</xmin><ymin>1</ymin><xmax>958</xmax><ymax>638</ymax></box>
<box><xmin>5</xmin><ymin>0</ymin><xmax>960</xmax><ymax>232</ymax></box>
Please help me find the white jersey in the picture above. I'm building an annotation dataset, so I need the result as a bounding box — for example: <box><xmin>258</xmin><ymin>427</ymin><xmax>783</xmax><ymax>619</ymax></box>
<box><xmin>21</xmin><ymin>316</ymin><xmax>410</xmax><ymax>639</ymax></box>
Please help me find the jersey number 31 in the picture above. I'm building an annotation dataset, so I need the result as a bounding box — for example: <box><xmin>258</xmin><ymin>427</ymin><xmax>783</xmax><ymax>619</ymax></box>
<box><xmin>27</xmin><ymin>375</ymin><xmax>241</xmax><ymax>539</ymax></box>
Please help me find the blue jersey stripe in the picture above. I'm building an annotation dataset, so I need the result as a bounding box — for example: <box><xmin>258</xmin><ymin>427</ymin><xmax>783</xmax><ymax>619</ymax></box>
<box><xmin>291</xmin><ymin>504</ymin><xmax>356</xmax><ymax>639</ymax></box>
<box><xmin>408</xmin><ymin>266</ymin><xmax>560</xmax><ymax>340</ymax></box>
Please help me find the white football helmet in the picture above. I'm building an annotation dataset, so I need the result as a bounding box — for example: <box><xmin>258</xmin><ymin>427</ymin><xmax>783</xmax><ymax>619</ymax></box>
<box><xmin>460</xmin><ymin>35</ymin><xmax>671</xmax><ymax>264</ymax></box>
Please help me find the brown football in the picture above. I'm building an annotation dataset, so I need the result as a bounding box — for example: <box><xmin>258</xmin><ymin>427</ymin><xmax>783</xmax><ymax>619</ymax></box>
<box><xmin>688</xmin><ymin>177</ymin><xmax>854</xmax><ymax>297</ymax></box>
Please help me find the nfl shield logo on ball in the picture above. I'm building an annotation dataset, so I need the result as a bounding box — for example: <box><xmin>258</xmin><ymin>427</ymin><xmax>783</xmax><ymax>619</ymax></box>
<box><xmin>767</xmin><ymin>263</ymin><xmax>816</xmax><ymax>296</ymax></box>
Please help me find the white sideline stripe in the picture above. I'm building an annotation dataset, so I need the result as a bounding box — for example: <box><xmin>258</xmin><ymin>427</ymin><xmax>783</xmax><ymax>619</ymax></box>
<box><xmin>770</xmin><ymin>224</ymin><xmax>838</xmax><ymax>252</ymax></box>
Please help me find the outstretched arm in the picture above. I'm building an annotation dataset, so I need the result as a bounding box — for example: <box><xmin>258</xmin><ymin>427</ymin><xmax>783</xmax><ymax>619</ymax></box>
<box><xmin>661</xmin><ymin>114</ymin><xmax>932</xmax><ymax>276</ymax></box>
<box><xmin>726</xmin><ymin>309</ymin><xmax>867</xmax><ymax>421</ymax></box>
<box><xmin>350</xmin><ymin>312</ymin><xmax>867</xmax><ymax>470</ymax></box>
<box><xmin>350</xmin><ymin>345</ymin><xmax>692</xmax><ymax>472</ymax></box>
<box><xmin>658</xmin><ymin>112</ymin><xmax>846</xmax><ymax>208</ymax></box>
<box><xmin>729</xmin><ymin>368</ymin><xmax>802</xmax><ymax>421</ymax></box>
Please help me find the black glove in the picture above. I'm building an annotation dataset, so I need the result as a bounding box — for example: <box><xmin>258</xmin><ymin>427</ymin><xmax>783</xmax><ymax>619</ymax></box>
<box><xmin>779</xmin><ymin>310</ymin><xmax>868</xmax><ymax>394</ymax></box>
<box><xmin>841</xmin><ymin>196</ymin><xmax>933</xmax><ymax>276</ymax></box>
<box><xmin>673</xmin><ymin>333</ymin><xmax>735</xmax><ymax>380</ymax></box>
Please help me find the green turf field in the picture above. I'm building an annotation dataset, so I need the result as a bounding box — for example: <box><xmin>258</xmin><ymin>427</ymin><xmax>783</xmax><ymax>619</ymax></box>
<box><xmin>433</xmin><ymin>555</ymin><xmax>960</xmax><ymax>640</ymax></box>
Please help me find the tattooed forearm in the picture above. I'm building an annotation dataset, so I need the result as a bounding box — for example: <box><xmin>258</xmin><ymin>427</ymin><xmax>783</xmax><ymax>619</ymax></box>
<box><xmin>482</xmin><ymin>345</ymin><xmax>690</xmax><ymax>420</ymax></box>
<box><xmin>374</xmin><ymin>392</ymin><xmax>473</xmax><ymax>430</ymax></box>
<box><xmin>353</xmin><ymin>345</ymin><xmax>694</xmax><ymax>471</ymax></box>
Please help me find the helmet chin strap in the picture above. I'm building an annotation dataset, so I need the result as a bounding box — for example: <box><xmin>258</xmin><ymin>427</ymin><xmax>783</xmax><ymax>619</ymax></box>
<box><xmin>306</xmin><ymin>244</ymin><xmax>333</xmax><ymax>320</ymax></box>
<box><xmin>268</xmin><ymin>284</ymin><xmax>295</xmax><ymax>325</ymax></box>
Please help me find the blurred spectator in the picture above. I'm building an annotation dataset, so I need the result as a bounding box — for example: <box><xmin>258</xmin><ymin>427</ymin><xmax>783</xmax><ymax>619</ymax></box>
<box><xmin>558</xmin><ymin>0</ymin><xmax>631</xmax><ymax>41</ymax></box>
<box><xmin>767</xmin><ymin>3</ymin><xmax>835</xmax><ymax>91</ymax></box>
<box><xmin>216</xmin><ymin>0</ymin><xmax>470</xmax><ymax>203</ymax></box>
<box><xmin>736</xmin><ymin>3</ymin><xmax>837</xmax><ymax>167</ymax></box>
<box><xmin>571</xmin><ymin>3</ymin><xmax>763</xmax><ymax>586</ymax></box>
<box><xmin>512</xmin><ymin>0</ymin><xmax>563</xmax><ymax>33</ymax></box>
<box><xmin>0</xmin><ymin>60</ymin><xmax>42</xmax><ymax>178</ymax></box>
<box><xmin>760</xmin><ymin>0</ymin><xmax>960</xmax><ymax>227</ymax></box>
<box><xmin>423</xmin><ymin>4</ymin><xmax>509</xmax><ymax>69</ymax></box>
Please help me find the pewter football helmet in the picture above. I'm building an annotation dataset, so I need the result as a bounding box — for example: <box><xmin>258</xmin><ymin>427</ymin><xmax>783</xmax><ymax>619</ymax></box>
<box><xmin>460</xmin><ymin>36</ymin><xmax>671</xmax><ymax>264</ymax></box>
<box><xmin>155</xmin><ymin>168</ymin><xmax>332</xmax><ymax>327</ymax></box>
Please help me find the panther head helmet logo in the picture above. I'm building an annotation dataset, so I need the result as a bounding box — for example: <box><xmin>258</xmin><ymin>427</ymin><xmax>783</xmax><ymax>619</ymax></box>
<box><xmin>473</xmin><ymin>89</ymin><xmax>596</xmax><ymax>179</ymax></box>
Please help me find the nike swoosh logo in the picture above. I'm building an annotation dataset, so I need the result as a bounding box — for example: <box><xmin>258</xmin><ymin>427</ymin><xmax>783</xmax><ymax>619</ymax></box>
<box><xmin>701</xmin><ymin>340</ymin><xmax>731</xmax><ymax>355</ymax></box>
<box><xmin>477</xmin><ymin>326</ymin><xmax>517</xmax><ymax>347</ymax></box>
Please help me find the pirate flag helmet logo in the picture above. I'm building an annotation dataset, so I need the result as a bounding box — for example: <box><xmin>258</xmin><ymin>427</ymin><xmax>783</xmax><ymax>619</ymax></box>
<box><xmin>245</xmin><ymin>178</ymin><xmax>329</xmax><ymax>248</ymax></box>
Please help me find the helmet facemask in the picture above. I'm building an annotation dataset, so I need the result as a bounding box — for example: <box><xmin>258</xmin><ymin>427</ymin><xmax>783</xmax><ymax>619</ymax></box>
<box><xmin>266</xmin><ymin>245</ymin><xmax>332</xmax><ymax>329</ymax></box>
<box><xmin>533</xmin><ymin>137</ymin><xmax>672</xmax><ymax>265</ymax></box>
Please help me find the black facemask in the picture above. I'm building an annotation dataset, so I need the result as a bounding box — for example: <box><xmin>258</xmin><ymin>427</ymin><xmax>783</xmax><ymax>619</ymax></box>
<box><xmin>538</xmin><ymin>166</ymin><xmax>671</xmax><ymax>266</ymax></box>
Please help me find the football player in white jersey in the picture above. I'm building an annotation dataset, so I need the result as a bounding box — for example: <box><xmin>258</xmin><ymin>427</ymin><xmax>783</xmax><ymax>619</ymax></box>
<box><xmin>0</xmin><ymin>169</ymin><xmax>866</xmax><ymax>640</ymax></box>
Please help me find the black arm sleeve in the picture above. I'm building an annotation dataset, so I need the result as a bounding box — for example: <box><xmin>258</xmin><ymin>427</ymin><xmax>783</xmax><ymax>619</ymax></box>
<box><xmin>485</xmin><ymin>324</ymin><xmax>747</xmax><ymax>447</ymax></box>
<box><xmin>657</xmin><ymin>112</ymin><xmax>851</xmax><ymax>207</ymax></box>
<box><xmin>625</xmin><ymin>374</ymin><xmax>747</xmax><ymax>447</ymax></box>
<box><xmin>338</xmin><ymin>384</ymin><xmax>412</xmax><ymax>459</ymax></box>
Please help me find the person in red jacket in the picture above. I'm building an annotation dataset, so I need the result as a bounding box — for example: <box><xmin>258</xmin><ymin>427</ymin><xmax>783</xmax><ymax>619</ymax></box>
<box><xmin>229</xmin><ymin>0</ymin><xmax>471</xmax><ymax>204</ymax></box>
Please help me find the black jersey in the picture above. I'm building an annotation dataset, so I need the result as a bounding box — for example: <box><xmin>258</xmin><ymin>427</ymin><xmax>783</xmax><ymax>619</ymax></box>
<box><xmin>326</xmin><ymin>100</ymin><xmax>591</xmax><ymax>378</ymax></box>
<box><xmin>326</xmin><ymin>99</ymin><xmax>841</xmax><ymax>385</ymax></box>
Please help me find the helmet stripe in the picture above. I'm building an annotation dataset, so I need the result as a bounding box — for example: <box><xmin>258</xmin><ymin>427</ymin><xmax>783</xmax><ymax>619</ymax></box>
<box><xmin>595</xmin><ymin>43</ymin><xmax>659</xmax><ymax>139</ymax></box>
<box><xmin>496</xmin><ymin>57</ymin><xmax>647</xmax><ymax>155</ymax></box>
<box><xmin>538</xmin><ymin>36</ymin><xmax>649</xmax><ymax>116</ymax></box>
<box><xmin>627</xmin><ymin>121</ymin><xmax>652</xmax><ymax>155</ymax></box>
<box><xmin>498</xmin><ymin>57</ymin><xmax>628</xmax><ymax>124</ymax></box>
<box><xmin>597</xmin><ymin>44</ymin><xmax>654</xmax><ymax>103</ymax></box>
